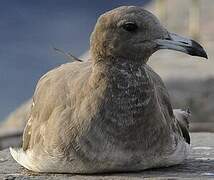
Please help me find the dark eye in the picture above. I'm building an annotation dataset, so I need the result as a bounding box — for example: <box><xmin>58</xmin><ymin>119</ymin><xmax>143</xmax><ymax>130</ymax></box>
<box><xmin>122</xmin><ymin>22</ymin><xmax>138</xmax><ymax>32</ymax></box>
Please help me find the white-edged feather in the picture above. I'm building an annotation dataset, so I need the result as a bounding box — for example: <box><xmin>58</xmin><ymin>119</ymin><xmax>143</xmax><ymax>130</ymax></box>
<box><xmin>10</xmin><ymin>147</ymin><xmax>37</xmax><ymax>171</ymax></box>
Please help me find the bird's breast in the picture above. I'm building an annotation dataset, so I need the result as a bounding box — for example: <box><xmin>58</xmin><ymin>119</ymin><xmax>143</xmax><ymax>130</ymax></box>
<box><xmin>75</xmin><ymin>66</ymin><xmax>166</xmax><ymax>165</ymax></box>
<box><xmin>102</xmin><ymin>66</ymin><xmax>156</xmax><ymax>125</ymax></box>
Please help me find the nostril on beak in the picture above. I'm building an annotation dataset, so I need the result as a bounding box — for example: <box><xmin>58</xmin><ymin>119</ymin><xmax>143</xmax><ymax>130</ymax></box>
<box><xmin>164</xmin><ymin>37</ymin><xmax>171</xmax><ymax>41</ymax></box>
<box><xmin>181</xmin><ymin>41</ymin><xmax>188</xmax><ymax>45</ymax></box>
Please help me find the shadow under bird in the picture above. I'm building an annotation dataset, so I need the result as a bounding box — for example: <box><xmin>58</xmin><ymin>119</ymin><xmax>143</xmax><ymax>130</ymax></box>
<box><xmin>10</xmin><ymin>6</ymin><xmax>207</xmax><ymax>173</ymax></box>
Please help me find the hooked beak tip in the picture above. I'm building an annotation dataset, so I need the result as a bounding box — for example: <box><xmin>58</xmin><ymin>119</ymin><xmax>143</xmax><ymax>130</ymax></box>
<box><xmin>188</xmin><ymin>40</ymin><xmax>208</xmax><ymax>59</ymax></box>
<box><xmin>155</xmin><ymin>33</ymin><xmax>208</xmax><ymax>60</ymax></box>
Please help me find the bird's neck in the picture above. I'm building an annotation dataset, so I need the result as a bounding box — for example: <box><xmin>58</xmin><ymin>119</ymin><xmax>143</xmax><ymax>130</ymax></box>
<box><xmin>92</xmin><ymin>56</ymin><xmax>149</xmax><ymax>82</ymax></box>
<box><xmin>92</xmin><ymin>55</ymin><xmax>148</xmax><ymax>67</ymax></box>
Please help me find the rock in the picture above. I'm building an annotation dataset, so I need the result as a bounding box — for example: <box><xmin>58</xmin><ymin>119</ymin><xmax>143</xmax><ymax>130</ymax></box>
<box><xmin>0</xmin><ymin>99</ymin><xmax>32</xmax><ymax>149</ymax></box>
<box><xmin>0</xmin><ymin>133</ymin><xmax>214</xmax><ymax>179</ymax></box>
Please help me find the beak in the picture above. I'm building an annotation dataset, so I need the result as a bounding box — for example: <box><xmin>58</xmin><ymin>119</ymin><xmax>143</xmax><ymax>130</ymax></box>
<box><xmin>155</xmin><ymin>33</ymin><xmax>208</xmax><ymax>59</ymax></box>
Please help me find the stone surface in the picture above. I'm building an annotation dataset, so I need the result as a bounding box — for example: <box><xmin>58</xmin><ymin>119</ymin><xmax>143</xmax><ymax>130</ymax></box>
<box><xmin>0</xmin><ymin>133</ymin><xmax>214</xmax><ymax>179</ymax></box>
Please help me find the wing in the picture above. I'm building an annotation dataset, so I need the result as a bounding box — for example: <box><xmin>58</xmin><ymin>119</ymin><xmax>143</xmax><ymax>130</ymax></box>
<box><xmin>22</xmin><ymin>61</ymin><xmax>92</xmax><ymax>151</ymax></box>
<box><xmin>145</xmin><ymin>65</ymin><xmax>190</xmax><ymax>144</ymax></box>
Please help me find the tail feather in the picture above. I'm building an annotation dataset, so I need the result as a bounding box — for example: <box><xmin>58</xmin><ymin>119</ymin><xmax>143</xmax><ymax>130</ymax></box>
<box><xmin>173</xmin><ymin>109</ymin><xmax>191</xmax><ymax>144</ymax></box>
<box><xmin>10</xmin><ymin>147</ymin><xmax>67</xmax><ymax>173</ymax></box>
<box><xmin>9</xmin><ymin>147</ymin><xmax>36</xmax><ymax>171</ymax></box>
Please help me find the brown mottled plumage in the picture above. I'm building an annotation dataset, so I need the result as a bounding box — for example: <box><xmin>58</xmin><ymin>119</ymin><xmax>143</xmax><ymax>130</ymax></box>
<box><xmin>10</xmin><ymin>6</ymin><xmax>207</xmax><ymax>173</ymax></box>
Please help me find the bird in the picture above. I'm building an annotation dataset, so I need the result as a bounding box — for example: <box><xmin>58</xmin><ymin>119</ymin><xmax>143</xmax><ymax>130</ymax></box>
<box><xmin>10</xmin><ymin>6</ymin><xmax>207</xmax><ymax>174</ymax></box>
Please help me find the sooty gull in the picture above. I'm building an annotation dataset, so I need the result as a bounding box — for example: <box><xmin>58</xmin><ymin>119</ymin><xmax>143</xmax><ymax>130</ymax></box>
<box><xmin>10</xmin><ymin>6</ymin><xmax>207</xmax><ymax>173</ymax></box>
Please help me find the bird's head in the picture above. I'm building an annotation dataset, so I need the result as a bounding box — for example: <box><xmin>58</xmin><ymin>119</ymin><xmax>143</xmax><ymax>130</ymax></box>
<box><xmin>90</xmin><ymin>6</ymin><xmax>207</xmax><ymax>64</ymax></box>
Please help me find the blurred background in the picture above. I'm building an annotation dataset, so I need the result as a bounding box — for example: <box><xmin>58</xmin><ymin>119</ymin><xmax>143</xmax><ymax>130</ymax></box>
<box><xmin>0</xmin><ymin>0</ymin><xmax>213</xmax><ymax>149</ymax></box>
